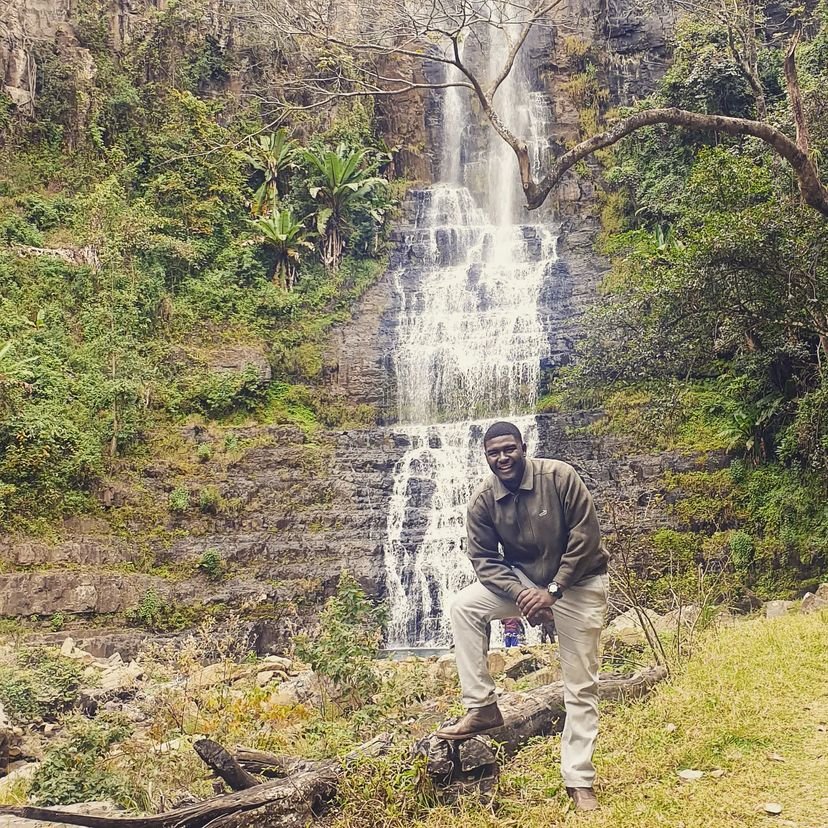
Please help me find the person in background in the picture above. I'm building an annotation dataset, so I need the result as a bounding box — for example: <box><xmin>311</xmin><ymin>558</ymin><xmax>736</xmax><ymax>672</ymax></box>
<box><xmin>502</xmin><ymin>616</ymin><xmax>524</xmax><ymax>647</ymax></box>
<box><xmin>435</xmin><ymin>421</ymin><xmax>609</xmax><ymax>813</ymax></box>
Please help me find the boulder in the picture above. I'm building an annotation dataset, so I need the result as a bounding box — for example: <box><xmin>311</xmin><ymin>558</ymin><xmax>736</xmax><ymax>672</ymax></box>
<box><xmin>267</xmin><ymin>671</ymin><xmax>327</xmax><ymax>707</ymax></box>
<box><xmin>661</xmin><ymin>604</ymin><xmax>701</xmax><ymax>629</ymax></box>
<box><xmin>263</xmin><ymin>655</ymin><xmax>294</xmax><ymax>672</ymax></box>
<box><xmin>603</xmin><ymin>607</ymin><xmax>667</xmax><ymax>645</ymax></box>
<box><xmin>801</xmin><ymin>584</ymin><xmax>828</xmax><ymax>614</ymax></box>
<box><xmin>434</xmin><ymin>653</ymin><xmax>457</xmax><ymax>680</ymax></box>
<box><xmin>765</xmin><ymin>600</ymin><xmax>795</xmax><ymax>619</ymax></box>
<box><xmin>256</xmin><ymin>670</ymin><xmax>276</xmax><ymax>687</ymax></box>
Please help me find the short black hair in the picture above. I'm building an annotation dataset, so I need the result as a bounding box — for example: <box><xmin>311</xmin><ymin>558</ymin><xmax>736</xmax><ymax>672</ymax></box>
<box><xmin>483</xmin><ymin>421</ymin><xmax>523</xmax><ymax>445</ymax></box>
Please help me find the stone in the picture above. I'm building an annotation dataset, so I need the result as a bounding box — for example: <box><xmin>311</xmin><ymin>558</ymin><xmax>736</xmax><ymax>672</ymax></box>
<box><xmin>0</xmin><ymin>760</ymin><xmax>39</xmax><ymax>796</ymax></box>
<box><xmin>59</xmin><ymin>637</ymin><xmax>75</xmax><ymax>657</ymax></box>
<box><xmin>603</xmin><ymin>607</ymin><xmax>667</xmax><ymax>645</ymax></box>
<box><xmin>765</xmin><ymin>600</ymin><xmax>795</xmax><ymax>619</ymax></box>
<box><xmin>661</xmin><ymin>604</ymin><xmax>701</xmax><ymax>629</ymax></box>
<box><xmin>263</xmin><ymin>655</ymin><xmax>293</xmax><ymax>671</ymax></box>
<box><xmin>801</xmin><ymin>584</ymin><xmax>828</xmax><ymax>614</ymax></box>
<box><xmin>504</xmin><ymin>654</ymin><xmax>541</xmax><ymax>679</ymax></box>
<box><xmin>256</xmin><ymin>670</ymin><xmax>276</xmax><ymax>687</ymax></box>
<box><xmin>487</xmin><ymin>650</ymin><xmax>507</xmax><ymax>675</ymax></box>
<box><xmin>434</xmin><ymin>653</ymin><xmax>457</xmax><ymax>680</ymax></box>
<box><xmin>518</xmin><ymin>665</ymin><xmax>560</xmax><ymax>690</ymax></box>
<box><xmin>267</xmin><ymin>671</ymin><xmax>328</xmax><ymax>708</ymax></box>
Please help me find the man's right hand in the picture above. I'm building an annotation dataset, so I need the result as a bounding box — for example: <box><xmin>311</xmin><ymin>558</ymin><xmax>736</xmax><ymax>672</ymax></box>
<box><xmin>516</xmin><ymin>588</ymin><xmax>556</xmax><ymax>626</ymax></box>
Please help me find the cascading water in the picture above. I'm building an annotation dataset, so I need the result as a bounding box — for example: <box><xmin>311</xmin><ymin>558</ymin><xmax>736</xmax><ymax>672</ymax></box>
<box><xmin>383</xmin><ymin>21</ymin><xmax>557</xmax><ymax>647</ymax></box>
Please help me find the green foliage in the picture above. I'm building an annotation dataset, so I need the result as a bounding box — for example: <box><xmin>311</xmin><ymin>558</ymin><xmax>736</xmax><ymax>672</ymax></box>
<box><xmin>198</xmin><ymin>485</ymin><xmax>222</xmax><ymax>515</ymax></box>
<box><xmin>49</xmin><ymin>611</ymin><xmax>66</xmax><ymax>632</ymax></box>
<box><xmin>126</xmin><ymin>588</ymin><xmax>198</xmax><ymax>631</ymax></box>
<box><xmin>0</xmin><ymin>648</ymin><xmax>83</xmax><ymax>724</ymax></box>
<box><xmin>197</xmin><ymin>547</ymin><xmax>225</xmax><ymax>580</ymax></box>
<box><xmin>559</xmin><ymin>10</ymin><xmax>828</xmax><ymax>605</ymax></box>
<box><xmin>294</xmin><ymin>572</ymin><xmax>387</xmax><ymax>712</ymax></box>
<box><xmin>244</xmin><ymin>130</ymin><xmax>299</xmax><ymax>214</ymax></box>
<box><xmin>249</xmin><ymin>209</ymin><xmax>313</xmax><ymax>290</ymax></box>
<box><xmin>303</xmin><ymin>144</ymin><xmax>390</xmax><ymax>271</ymax></box>
<box><xmin>196</xmin><ymin>442</ymin><xmax>213</xmax><ymax>463</ymax></box>
<box><xmin>0</xmin><ymin>0</ymin><xmax>397</xmax><ymax>537</ymax></box>
<box><xmin>335</xmin><ymin>750</ymin><xmax>437</xmax><ymax>828</ymax></box>
<box><xmin>29</xmin><ymin>717</ymin><xmax>140</xmax><ymax>808</ymax></box>
<box><xmin>168</xmin><ymin>487</ymin><xmax>190</xmax><ymax>513</ymax></box>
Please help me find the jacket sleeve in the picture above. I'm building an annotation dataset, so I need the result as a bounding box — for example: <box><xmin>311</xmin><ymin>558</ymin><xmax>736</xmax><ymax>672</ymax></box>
<box><xmin>552</xmin><ymin>466</ymin><xmax>606</xmax><ymax>589</ymax></box>
<box><xmin>466</xmin><ymin>496</ymin><xmax>526</xmax><ymax>602</ymax></box>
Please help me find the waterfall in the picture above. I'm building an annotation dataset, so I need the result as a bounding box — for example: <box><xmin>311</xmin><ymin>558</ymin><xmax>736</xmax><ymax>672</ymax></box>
<box><xmin>383</xmin><ymin>20</ymin><xmax>555</xmax><ymax>648</ymax></box>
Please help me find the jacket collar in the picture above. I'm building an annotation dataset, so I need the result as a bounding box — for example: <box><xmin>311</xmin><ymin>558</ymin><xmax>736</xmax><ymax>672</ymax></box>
<box><xmin>492</xmin><ymin>457</ymin><xmax>534</xmax><ymax>501</ymax></box>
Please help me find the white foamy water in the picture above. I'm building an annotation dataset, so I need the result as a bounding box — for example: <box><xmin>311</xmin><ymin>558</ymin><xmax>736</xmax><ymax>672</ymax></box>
<box><xmin>383</xmin><ymin>15</ymin><xmax>556</xmax><ymax>647</ymax></box>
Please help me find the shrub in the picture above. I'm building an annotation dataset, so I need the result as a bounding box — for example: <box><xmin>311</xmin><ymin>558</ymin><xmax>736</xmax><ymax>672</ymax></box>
<box><xmin>0</xmin><ymin>648</ymin><xmax>83</xmax><ymax>724</ymax></box>
<box><xmin>168</xmin><ymin>487</ymin><xmax>190</xmax><ymax>513</ymax></box>
<box><xmin>197</xmin><ymin>548</ymin><xmax>225</xmax><ymax>580</ymax></box>
<box><xmin>729</xmin><ymin>530</ymin><xmax>755</xmax><ymax>571</ymax></box>
<box><xmin>294</xmin><ymin>572</ymin><xmax>387</xmax><ymax>712</ymax></box>
<box><xmin>28</xmin><ymin>717</ymin><xmax>140</xmax><ymax>808</ymax></box>
<box><xmin>0</xmin><ymin>214</ymin><xmax>43</xmax><ymax>246</ymax></box>
<box><xmin>196</xmin><ymin>442</ymin><xmax>213</xmax><ymax>463</ymax></box>
<box><xmin>198</xmin><ymin>485</ymin><xmax>221</xmax><ymax>514</ymax></box>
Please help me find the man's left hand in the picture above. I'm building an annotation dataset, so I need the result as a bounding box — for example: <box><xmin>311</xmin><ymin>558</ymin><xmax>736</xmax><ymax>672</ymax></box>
<box><xmin>516</xmin><ymin>587</ymin><xmax>556</xmax><ymax>623</ymax></box>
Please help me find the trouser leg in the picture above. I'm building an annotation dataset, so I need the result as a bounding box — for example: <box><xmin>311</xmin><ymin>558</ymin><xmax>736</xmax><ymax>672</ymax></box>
<box><xmin>450</xmin><ymin>580</ymin><xmax>522</xmax><ymax>708</ymax></box>
<box><xmin>552</xmin><ymin>573</ymin><xmax>609</xmax><ymax>788</ymax></box>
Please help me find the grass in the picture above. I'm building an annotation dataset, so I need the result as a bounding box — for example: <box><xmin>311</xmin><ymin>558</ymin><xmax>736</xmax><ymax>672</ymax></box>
<box><xmin>337</xmin><ymin>612</ymin><xmax>828</xmax><ymax>828</ymax></box>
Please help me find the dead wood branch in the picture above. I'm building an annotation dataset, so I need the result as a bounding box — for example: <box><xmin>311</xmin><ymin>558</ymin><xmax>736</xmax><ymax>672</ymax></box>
<box><xmin>0</xmin><ymin>669</ymin><xmax>666</xmax><ymax>827</ymax></box>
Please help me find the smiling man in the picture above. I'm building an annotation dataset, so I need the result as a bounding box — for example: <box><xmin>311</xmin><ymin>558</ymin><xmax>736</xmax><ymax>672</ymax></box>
<box><xmin>435</xmin><ymin>421</ymin><xmax>609</xmax><ymax>812</ymax></box>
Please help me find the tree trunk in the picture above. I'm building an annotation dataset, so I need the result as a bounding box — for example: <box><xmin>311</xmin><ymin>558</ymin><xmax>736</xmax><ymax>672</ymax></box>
<box><xmin>0</xmin><ymin>668</ymin><xmax>667</xmax><ymax>828</ymax></box>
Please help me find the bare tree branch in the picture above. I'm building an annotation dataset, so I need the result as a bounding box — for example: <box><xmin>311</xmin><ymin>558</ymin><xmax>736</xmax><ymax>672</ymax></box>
<box><xmin>519</xmin><ymin>103</ymin><xmax>828</xmax><ymax>216</ymax></box>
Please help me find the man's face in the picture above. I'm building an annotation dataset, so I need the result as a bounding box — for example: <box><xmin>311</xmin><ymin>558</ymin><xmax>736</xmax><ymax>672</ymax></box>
<box><xmin>484</xmin><ymin>434</ymin><xmax>527</xmax><ymax>488</ymax></box>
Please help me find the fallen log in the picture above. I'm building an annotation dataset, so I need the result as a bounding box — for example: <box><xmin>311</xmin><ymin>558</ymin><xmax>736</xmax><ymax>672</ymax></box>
<box><xmin>194</xmin><ymin>739</ymin><xmax>261</xmax><ymax>791</ymax></box>
<box><xmin>0</xmin><ymin>667</ymin><xmax>666</xmax><ymax>826</ymax></box>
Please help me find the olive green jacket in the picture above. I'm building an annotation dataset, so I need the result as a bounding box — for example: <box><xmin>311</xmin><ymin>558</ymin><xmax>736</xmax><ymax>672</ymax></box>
<box><xmin>465</xmin><ymin>457</ymin><xmax>608</xmax><ymax>601</ymax></box>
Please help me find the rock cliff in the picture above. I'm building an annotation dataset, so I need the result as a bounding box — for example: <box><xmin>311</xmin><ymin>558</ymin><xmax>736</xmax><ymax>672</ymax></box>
<box><xmin>0</xmin><ymin>0</ymin><xmax>686</xmax><ymax>645</ymax></box>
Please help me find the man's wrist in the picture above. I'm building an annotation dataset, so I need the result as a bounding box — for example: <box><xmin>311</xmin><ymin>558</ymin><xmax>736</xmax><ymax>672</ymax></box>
<box><xmin>547</xmin><ymin>581</ymin><xmax>564</xmax><ymax>600</ymax></box>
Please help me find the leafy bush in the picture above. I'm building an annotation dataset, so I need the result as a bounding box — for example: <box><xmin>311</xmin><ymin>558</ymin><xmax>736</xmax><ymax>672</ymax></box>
<box><xmin>294</xmin><ymin>572</ymin><xmax>387</xmax><ymax>712</ymax></box>
<box><xmin>198</xmin><ymin>485</ymin><xmax>222</xmax><ymax>514</ymax></box>
<box><xmin>197</xmin><ymin>547</ymin><xmax>225</xmax><ymax>580</ymax></box>
<box><xmin>0</xmin><ymin>648</ymin><xmax>83</xmax><ymax>724</ymax></box>
<box><xmin>196</xmin><ymin>442</ymin><xmax>213</xmax><ymax>463</ymax></box>
<box><xmin>29</xmin><ymin>717</ymin><xmax>140</xmax><ymax>808</ymax></box>
<box><xmin>168</xmin><ymin>487</ymin><xmax>190</xmax><ymax>513</ymax></box>
<box><xmin>0</xmin><ymin>215</ymin><xmax>43</xmax><ymax>246</ymax></box>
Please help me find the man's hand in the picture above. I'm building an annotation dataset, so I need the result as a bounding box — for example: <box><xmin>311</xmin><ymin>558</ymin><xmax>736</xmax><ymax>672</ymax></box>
<box><xmin>516</xmin><ymin>587</ymin><xmax>556</xmax><ymax>625</ymax></box>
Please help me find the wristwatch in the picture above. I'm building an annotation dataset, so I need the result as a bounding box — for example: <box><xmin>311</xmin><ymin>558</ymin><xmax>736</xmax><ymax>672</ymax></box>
<box><xmin>547</xmin><ymin>581</ymin><xmax>564</xmax><ymax>600</ymax></box>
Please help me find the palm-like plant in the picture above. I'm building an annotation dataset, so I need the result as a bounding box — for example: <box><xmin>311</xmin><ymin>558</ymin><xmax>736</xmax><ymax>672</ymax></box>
<box><xmin>250</xmin><ymin>210</ymin><xmax>313</xmax><ymax>290</ymax></box>
<box><xmin>245</xmin><ymin>130</ymin><xmax>299</xmax><ymax>215</ymax></box>
<box><xmin>303</xmin><ymin>144</ymin><xmax>387</xmax><ymax>271</ymax></box>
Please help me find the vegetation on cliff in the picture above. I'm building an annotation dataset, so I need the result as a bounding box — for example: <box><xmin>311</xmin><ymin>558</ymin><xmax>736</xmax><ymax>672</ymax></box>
<box><xmin>0</xmin><ymin>0</ymin><xmax>402</xmax><ymax>536</ymax></box>
<box><xmin>543</xmin><ymin>3</ymin><xmax>828</xmax><ymax>600</ymax></box>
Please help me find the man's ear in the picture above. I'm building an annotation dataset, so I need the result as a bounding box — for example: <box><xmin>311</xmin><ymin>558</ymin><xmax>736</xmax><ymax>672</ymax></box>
<box><xmin>522</xmin><ymin>442</ymin><xmax>527</xmax><ymax>453</ymax></box>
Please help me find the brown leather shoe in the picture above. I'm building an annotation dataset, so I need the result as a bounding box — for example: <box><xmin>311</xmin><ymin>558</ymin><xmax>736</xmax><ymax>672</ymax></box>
<box><xmin>566</xmin><ymin>787</ymin><xmax>599</xmax><ymax>811</ymax></box>
<box><xmin>434</xmin><ymin>702</ymin><xmax>505</xmax><ymax>740</ymax></box>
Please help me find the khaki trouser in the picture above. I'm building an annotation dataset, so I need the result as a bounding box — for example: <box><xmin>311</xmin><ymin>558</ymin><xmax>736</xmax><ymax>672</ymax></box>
<box><xmin>450</xmin><ymin>570</ymin><xmax>609</xmax><ymax>788</ymax></box>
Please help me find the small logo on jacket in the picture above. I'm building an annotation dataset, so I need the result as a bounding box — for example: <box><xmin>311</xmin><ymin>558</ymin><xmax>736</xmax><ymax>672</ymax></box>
<box><xmin>538</xmin><ymin>509</ymin><xmax>548</xmax><ymax>517</ymax></box>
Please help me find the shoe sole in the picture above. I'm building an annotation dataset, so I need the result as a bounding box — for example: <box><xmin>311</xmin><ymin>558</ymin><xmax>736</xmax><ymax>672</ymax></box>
<box><xmin>434</xmin><ymin>723</ymin><xmax>505</xmax><ymax>741</ymax></box>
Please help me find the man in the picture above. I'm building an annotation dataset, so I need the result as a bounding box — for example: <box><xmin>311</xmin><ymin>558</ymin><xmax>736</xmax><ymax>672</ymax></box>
<box><xmin>435</xmin><ymin>421</ymin><xmax>609</xmax><ymax>812</ymax></box>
